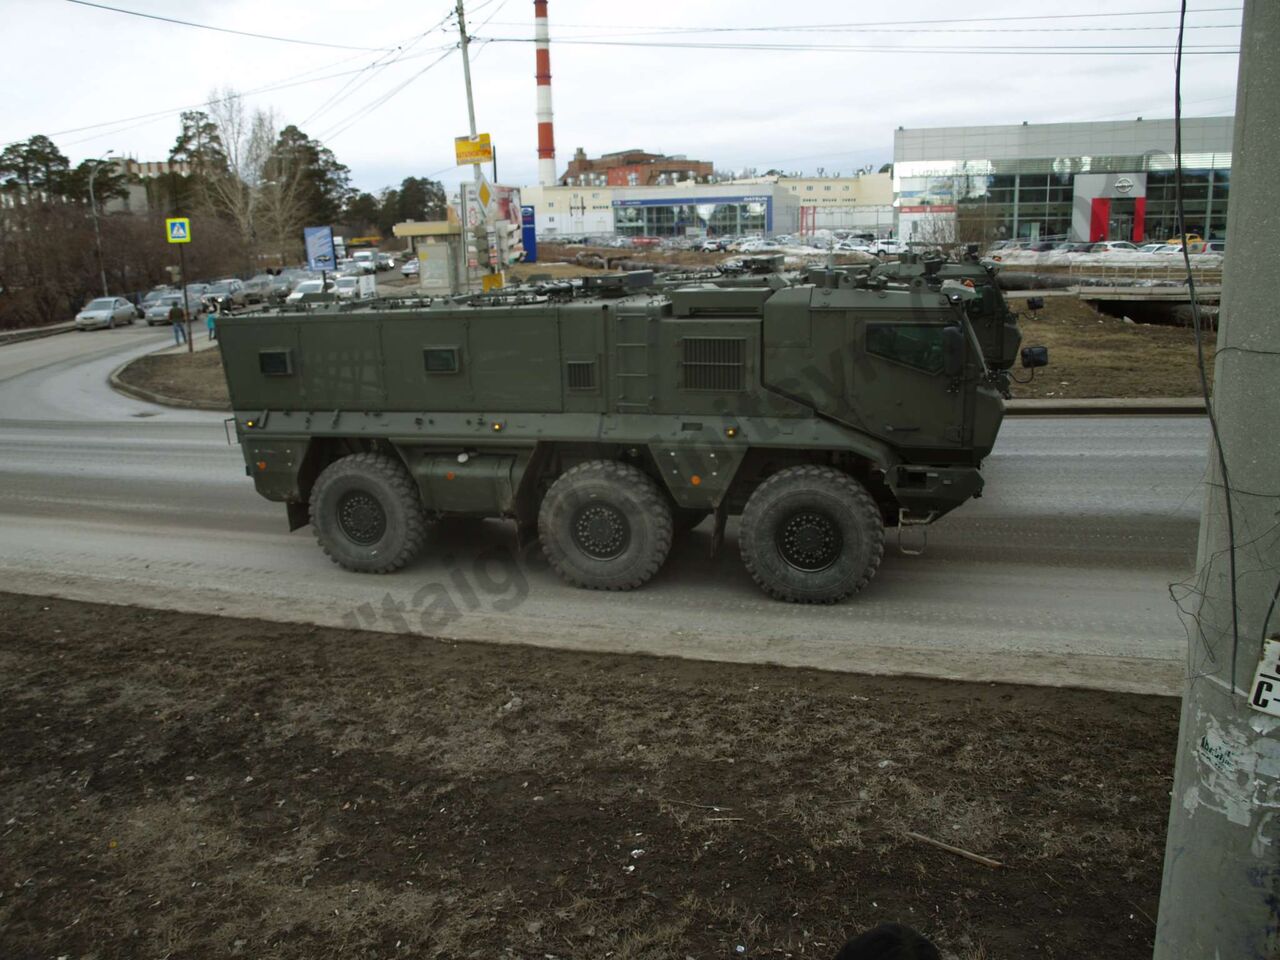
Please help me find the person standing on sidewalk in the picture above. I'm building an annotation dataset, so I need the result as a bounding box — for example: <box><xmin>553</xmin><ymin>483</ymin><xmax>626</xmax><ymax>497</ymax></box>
<box><xmin>168</xmin><ymin>302</ymin><xmax>187</xmax><ymax>345</ymax></box>
<box><xmin>205</xmin><ymin>300</ymin><xmax>218</xmax><ymax>341</ymax></box>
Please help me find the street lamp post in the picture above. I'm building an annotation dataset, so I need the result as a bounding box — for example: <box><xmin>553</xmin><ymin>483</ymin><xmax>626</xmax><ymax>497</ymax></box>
<box><xmin>87</xmin><ymin>150</ymin><xmax>114</xmax><ymax>297</ymax></box>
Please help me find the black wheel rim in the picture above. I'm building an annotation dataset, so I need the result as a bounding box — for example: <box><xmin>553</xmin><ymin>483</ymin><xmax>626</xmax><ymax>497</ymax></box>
<box><xmin>776</xmin><ymin>509</ymin><xmax>843</xmax><ymax>572</ymax></box>
<box><xmin>337</xmin><ymin>489</ymin><xmax>387</xmax><ymax>545</ymax></box>
<box><xmin>571</xmin><ymin>501</ymin><xmax>630</xmax><ymax>560</ymax></box>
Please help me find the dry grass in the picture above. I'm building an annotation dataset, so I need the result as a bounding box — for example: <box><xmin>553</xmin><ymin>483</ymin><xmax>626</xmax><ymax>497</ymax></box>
<box><xmin>0</xmin><ymin>593</ymin><xmax>1177</xmax><ymax>959</ymax></box>
<box><xmin>1010</xmin><ymin>296</ymin><xmax>1213</xmax><ymax>399</ymax></box>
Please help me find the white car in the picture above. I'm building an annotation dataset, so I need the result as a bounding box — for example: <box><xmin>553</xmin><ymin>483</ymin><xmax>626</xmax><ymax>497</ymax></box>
<box><xmin>1091</xmin><ymin>241</ymin><xmax>1140</xmax><ymax>254</ymax></box>
<box><xmin>75</xmin><ymin>296</ymin><xmax>137</xmax><ymax>330</ymax></box>
<box><xmin>871</xmin><ymin>239</ymin><xmax>907</xmax><ymax>256</ymax></box>
<box><xmin>835</xmin><ymin>240</ymin><xmax>874</xmax><ymax>253</ymax></box>
<box><xmin>401</xmin><ymin>259</ymin><xmax>420</xmax><ymax>278</ymax></box>
<box><xmin>334</xmin><ymin>276</ymin><xmax>361</xmax><ymax>300</ymax></box>
<box><xmin>285</xmin><ymin>279</ymin><xmax>336</xmax><ymax>303</ymax></box>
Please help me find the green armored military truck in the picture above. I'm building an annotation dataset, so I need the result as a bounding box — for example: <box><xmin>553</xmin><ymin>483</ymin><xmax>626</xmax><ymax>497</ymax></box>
<box><xmin>218</xmin><ymin>270</ymin><xmax>1040</xmax><ymax>603</ymax></box>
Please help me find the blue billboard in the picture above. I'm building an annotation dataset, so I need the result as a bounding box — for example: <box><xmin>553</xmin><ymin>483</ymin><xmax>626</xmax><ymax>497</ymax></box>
<box><xmin>303</xmin><ymin>226</ymin><xmax>336</xmax><ymax>272</ymax></box>
<box><xmin>520</xmin><ymin>205</ymin><xmax>537</xmax><ymax>263</ymax></box>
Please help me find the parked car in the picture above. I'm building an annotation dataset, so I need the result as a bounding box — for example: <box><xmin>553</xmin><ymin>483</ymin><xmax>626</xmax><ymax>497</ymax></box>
<box><xmin>205</xmin><ymin>279</ymin><xmax>246</xmax><ymax>310</ymax></box>
<box><xmin>143</xmin><ymin>293</ymin><xmax>193</xmax><ymax>325</ymax></box>
<box><xmin>243</xmin><ymin>275</ymin><xmax>275</xmax><ymax>304</ymax></box>
<box><xmin>1186</xmin><ymin>240</ymin><xmax>1226</xmax><ymax>254</ymax></box>
<box><xmin>1090</xmin><ymin>241</ymin><xmax>1140</xmax><ymax>254</ymax></box>
<box><xmin>334</xmin><ymin>276</ymin><xmax>361</xmax><ymax>300</ymax></box>
<box><xmin>871</xmin><ymin>239</ymin><xmax>907</xmax><ymax>256</ymax></box>
<box><xmin>400</xmin><ymin>259</ymin><xmax>420</xmax><ymax>278</ymax></box>
<box><xmin>376</xmin><ymin>252</ymin><xmax>395</xmax><ymax>271</ymax></box>
<box><xmin>75</xmin><ymin>296</ymin><xmax>136</xmax><ymax>330</ymax></box>
<box><xmin>285</xmin><ymin>279</ymin><xmax>336</xmax><ymax>303</ymax></box>
<box><xmin>141</xmin><ymin>287</ymin><xmax>172</xmax><ymax>307</ymax></box>
<box><xmin>835</xmin><ymin>240</ymin><xmax>874</xmax><ymax>253</ymax></box>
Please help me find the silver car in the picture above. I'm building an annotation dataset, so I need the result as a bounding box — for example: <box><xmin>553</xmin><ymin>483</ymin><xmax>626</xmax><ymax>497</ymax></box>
<box><xmin>144</xmin><ymin>293</ymin><xmax>191</xmax><ymax>326</ymax></box>
<box><xmin>75</xmin><ymin>296</ymin><xmax>137</xmax><ymax>330</ymax></box>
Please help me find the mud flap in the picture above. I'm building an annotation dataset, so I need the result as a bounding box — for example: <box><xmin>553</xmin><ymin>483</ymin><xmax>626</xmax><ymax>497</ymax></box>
<box><xmin>710</xmin><ymin>507</ymin><xmax>728</xmax><ymax>559</ymax></box>
<box><xmin>286</xmin><ymin>500</ymin><xmax>309</xmax><ymax>532</ymax></box>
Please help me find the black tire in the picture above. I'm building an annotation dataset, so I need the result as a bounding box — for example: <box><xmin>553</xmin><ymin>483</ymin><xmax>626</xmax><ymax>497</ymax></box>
<box><xmin>538</xmin><ymin>460</ymin><xmax>673</xmax><ymax>590</ymax></box>
<box><xmin>739</xmin><ymin>465</ymin><xmax>885</xmax><ymax>604</ymax></box>
<box><xmin>672</xmin><ymin>507</ymin><xmax>711</xmax><ymax>535</ymax></box>
<box><xmin>310</xmin><ymin>453</ymin><xmax>427</xmax><ymax>573</ymax></box>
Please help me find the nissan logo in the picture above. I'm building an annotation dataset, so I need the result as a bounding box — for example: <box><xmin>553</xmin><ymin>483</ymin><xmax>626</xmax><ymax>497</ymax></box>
<box><xmin>1115</xmin><ymin>177</ymin><xmax>1135</xmax><ymax>194</ymax></box>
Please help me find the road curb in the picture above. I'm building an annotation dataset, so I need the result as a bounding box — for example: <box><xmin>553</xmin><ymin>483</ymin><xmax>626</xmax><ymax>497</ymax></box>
<box><xmin>108</xmin><ymin>355</ymin><xmax>230</xmax><ymax>411</ymax></box>
<box><xmin>1006</xmin><ymin>398</ymin><xmax>1207</xmax><ymax>416</ymax></box>
<box><xmin>0</xmin><ymin>322</ymin><xmax>78</xmax><ymax>347</ymax></box>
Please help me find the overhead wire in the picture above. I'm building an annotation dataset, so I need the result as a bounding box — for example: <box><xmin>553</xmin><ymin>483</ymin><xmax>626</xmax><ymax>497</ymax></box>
<box><xmin>320</xmin><ymin>47</ymin><xmax>458</xmax><ymax>142</ymax></box>
<box><xmin>63</xmin><ymin>0</ymin><xmax>393</xmax><ymax>52</ymax></box>
<box><xmin>1173</xmin><ymin>0</ymin><xmax>1240</xmax><ymax>685</ymax></box>
<box><xmin>302</xmin><ymin>6</ymin><xmax>459</xmax><ymax>128</ymax></box>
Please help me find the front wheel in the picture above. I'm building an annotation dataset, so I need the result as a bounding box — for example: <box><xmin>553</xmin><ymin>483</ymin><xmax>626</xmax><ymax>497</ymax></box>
<box><xmin>739</xmin><ymin>465</ymin><xmax>885</xmax><ymax>604</ymax></box>
<box><xmin>310</xmin><ymin>453</ymin><xmax>427</xmax><ymax>573</ymax></box>
<box><xmin>539</xmin><ymin>461</ymin><xmax>673</xmax><ymax>590</ymax></box>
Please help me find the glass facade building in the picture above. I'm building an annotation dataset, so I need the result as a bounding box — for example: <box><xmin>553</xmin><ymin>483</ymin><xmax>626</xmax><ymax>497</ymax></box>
<box><xmin>893</xmin><ymin>117</ymin><xmax>1233</xmax><ymax>244</ymax></box>
<box><xmin>609</xmin><ymin>186</ymin><xmax>798</xmax><ymax>238</ymax></box>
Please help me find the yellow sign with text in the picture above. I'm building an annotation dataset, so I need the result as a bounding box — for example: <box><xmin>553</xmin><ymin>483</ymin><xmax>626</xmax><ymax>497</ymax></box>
<box><xmin>165</xmin><ymin>217</ymin><xmax>191</xmax><ymax>244</ymax></box>
<box><xmin>455</xmin><ymin>133</ymin><xmax>493</xmax><ymax>165</ymax></box>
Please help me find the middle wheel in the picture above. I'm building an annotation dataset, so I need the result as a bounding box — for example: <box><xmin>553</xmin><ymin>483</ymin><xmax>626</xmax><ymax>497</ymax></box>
<box><xmin>538</xmin><ymin>460</ymin><xmax>674</xmax><ymax>590</ymax></box>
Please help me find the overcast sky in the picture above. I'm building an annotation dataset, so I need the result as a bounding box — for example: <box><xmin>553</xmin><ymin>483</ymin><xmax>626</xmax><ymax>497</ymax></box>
<box><xmin>0</xmin><ymin>0</ymin><xmax>1242</xmax><ymax>195</ymax></box>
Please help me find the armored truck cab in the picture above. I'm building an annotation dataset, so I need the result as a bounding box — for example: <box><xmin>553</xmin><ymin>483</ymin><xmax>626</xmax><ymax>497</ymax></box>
<box><xmin>218</xmin><ymin>273</ymin><xmax>1012</xmax><ymax>603</ymax></box>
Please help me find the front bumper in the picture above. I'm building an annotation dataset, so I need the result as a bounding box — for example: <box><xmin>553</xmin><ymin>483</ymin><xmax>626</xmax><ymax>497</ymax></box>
<box><xmin>887</xmin><ymin>464</ymin><xmax>984</xmax><ymax>522</ymax></box>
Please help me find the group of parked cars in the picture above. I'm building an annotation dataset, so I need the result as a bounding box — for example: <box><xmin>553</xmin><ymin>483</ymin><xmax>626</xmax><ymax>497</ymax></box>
<box><xmin>985</xmin><ymin>237</ymin><xmax>1225</xmax><ymax>258</ymax></box>
<box><xmin>75</xmin><ymin>254</ymin><xmax>402</xmax><ymax>330</ymax></box>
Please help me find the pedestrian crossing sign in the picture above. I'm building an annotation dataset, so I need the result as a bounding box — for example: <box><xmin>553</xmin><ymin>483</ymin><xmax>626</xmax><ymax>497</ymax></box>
<box><xmin>165</xmin><ymin>217</ymin><xmax>191</xmax><ymax>244</ymax></box>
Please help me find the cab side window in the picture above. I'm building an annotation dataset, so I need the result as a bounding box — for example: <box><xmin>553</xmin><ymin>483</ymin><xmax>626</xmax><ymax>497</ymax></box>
<box><xmin>866</xmin><ymin>323</ymin><xmax>947</xmax><ymax>375</ymax></box>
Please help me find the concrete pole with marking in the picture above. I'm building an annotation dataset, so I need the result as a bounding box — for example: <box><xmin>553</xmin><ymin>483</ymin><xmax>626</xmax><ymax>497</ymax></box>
<box><xmin>455</xmin><ymin>0</ymin><xmax>488</xmax><ymax>288</ymax></box>
<box><xmin>1154</xmin><ymin>1</ymin><xmax>1280</xmax><ymax>956</ymax></box>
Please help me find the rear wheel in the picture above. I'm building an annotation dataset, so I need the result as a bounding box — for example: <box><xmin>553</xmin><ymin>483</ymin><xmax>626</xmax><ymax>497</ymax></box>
<box><xmin>539</xmin><ymin>461</ymin><xmax>673</xmax><ymax>590</ymax></box>
<box><xmin>310</xmin><ymin>453</ymin><xmax>427</xmax><ymax>573</ymax></box>
<box><xmin>739</xmin><ymin>465</ymin><xmax>884</xmax><ymax>603</ymax></box>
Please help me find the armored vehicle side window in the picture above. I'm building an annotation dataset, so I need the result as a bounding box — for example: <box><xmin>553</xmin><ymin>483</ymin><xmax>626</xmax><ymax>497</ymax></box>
<box><xmin>423</xmin><ymin>347</ymin><xmax>460</xmax><ymax>374</ymax></box>
<box><xmin>258</xmin><ymin>349</ymin><xmax>293</xmax><ymax>376</ymax></box>
<box><xmin>866</xmin><ymin>324</ymin><xmax>947</xmax><ymax>375</ymax></box>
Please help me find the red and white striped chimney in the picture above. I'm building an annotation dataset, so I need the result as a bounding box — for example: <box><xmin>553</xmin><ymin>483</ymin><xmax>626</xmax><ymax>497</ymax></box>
<box><xmin>534</xmin><ymin>0</ymin><xmax>557</xmax><ymax>186</ymax></box>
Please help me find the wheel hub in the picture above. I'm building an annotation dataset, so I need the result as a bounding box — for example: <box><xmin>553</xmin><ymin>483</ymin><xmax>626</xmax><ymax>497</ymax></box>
<box><xmin>337</xmin><ymin>489</ymin><xmax>387</xmax><ymax>545</ymax></box>
<box><xmin>776</xmin><ymin>510</ymin><xmax>842</xmax><ymax>572</ymax></box>
<box><xmin>571</xmin><ymin>502</ymin><xmax>630</xmax><ymax>560</ymax></box>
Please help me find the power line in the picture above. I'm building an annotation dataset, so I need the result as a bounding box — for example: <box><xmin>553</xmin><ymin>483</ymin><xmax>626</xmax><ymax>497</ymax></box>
<box><xmin>2</xmin><ymin>48</ymin><xmax>449</xmax><ymax>150</ymax></box>
<box><xmin>479</xmin><ymin>6</ymin><xmax>1242</xmax><ymax>35</ymax></box>
<box><xmin>63</xmin><ymin>0</ymin><xmax>394</xmax><ymax>52</ymax></box>
<box><xmin>303</xmin><ymin>7</ymin><xmax>458</xmax><ymax>127</ymax></box>
<box><xmin>476</xmin><ymin>36</ymin><xmax>1240</xmax><ymax>55</ymax></box>
<box><xmin>321</xmin><ymin>48</ymin><xmax>458</xmax><ymax>142</ymax></box>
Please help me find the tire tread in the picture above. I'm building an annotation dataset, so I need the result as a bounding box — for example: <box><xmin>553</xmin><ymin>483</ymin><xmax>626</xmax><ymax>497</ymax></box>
<box><xmin>310</xmin><ymin>452</ymin><xmax>427</xmax><ymax>573</ymax></box>
<box><xmin>739</xmin><ymin>464</ymin><xmax>885</xmax><ymax>604</ymax></box>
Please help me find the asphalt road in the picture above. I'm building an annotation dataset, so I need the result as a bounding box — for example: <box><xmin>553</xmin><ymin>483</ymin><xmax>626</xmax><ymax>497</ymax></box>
<box><xmin>0</xmin><ymin>325</ymin><xmax>1209</xmax><ymax>693</ymax></box>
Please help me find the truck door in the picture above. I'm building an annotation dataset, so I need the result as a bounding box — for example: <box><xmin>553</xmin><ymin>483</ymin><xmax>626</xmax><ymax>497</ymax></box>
<box><xmin>848</xmin><ymin>313</ymin><xmax>969</xmax><ymax>452</ymax></box>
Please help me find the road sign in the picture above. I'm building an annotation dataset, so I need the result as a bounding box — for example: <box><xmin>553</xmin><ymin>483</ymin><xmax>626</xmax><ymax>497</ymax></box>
<box><xmin>455</xmin><ymin>133</ymin><xmax>493</xmax><ymax>165</ymax></box>
<box><xmin>165</xmin><ymin>217</ymin><xmax>191</xmax><ymax>244</ymax></box>
<box><xmin>303</xmin><ymin>226</ymin><xmax>336</xmax><ymax>272</ymax></box>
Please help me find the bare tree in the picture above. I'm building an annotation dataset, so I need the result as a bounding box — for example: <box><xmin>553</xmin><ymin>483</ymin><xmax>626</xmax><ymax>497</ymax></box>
<box><xmin>205</xmin><ymin>88</ymin><xmax>275</xmax><ymax>261</ymax></box>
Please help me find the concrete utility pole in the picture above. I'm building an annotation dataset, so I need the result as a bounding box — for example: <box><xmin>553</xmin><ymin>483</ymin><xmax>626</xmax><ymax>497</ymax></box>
<box><xmin>1154</xmin><ymin>1</ymin><xmax>1280</xmax><ymax>956</ymax></box>
<box><xmin>455</xmin><ymin>1</ymin><xmax>491</xmax><ymax>288</ymax></box>
<box><xmin>87</xmin><ymin>149</ymin><xmax>114</xmax><ymax>296</ymax></box>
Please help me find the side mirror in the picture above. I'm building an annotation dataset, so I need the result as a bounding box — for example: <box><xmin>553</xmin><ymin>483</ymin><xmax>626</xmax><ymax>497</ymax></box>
<box><xmin>1021</xmin><ymin>345</ymin><xmax>1049</xmax><ymax>368</ymax></box>
<box><xmin>942</xmin><ymin>325</ymin><xmax>965</xmax><ymax>377</ymax></box>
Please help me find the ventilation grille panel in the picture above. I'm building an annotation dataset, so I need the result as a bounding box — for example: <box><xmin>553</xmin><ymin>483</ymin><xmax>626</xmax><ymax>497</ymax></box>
<box><xmin>566</xmin><ymin>360</ymin><xmax>597</xmax><ymax>391</ymax></box>
<box><xmin>681</xmin><ymin>337</ymin><xmax>745</xmax><ymax>391</ymax></box>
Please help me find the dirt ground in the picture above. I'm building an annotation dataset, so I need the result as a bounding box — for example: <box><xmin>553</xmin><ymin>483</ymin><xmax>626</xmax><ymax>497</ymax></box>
<box><xmin>1008</xmin><ymin>296</ymin><xmax>1214</xmax><ymax>400</ymax></box>
<box><xmin>115</xmin><ymin>344</ymin><xmax>230</xmax><ymax>409</ymax></box>
<box><xmin>0</xmin><ymin>592</ymin><xmax>1177</xmax><ymax>959</ymax></box>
